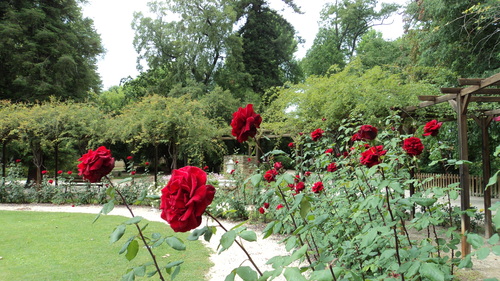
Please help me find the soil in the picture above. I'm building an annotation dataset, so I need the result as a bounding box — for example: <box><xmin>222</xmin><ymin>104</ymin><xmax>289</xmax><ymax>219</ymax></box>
<box><xmin>0</xmin><ymin>203</ymin><xmax>499</xmax><ymax>280</ymax></box>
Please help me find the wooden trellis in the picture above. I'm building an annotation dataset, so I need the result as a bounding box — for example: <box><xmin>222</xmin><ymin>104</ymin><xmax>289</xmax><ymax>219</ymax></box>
<box><xmin>406</xmin><ymin>72</ymin><xmax>500</xmax><ymax>256</ymax></box>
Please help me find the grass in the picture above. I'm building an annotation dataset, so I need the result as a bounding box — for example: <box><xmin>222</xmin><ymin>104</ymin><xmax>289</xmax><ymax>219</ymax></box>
<box><xmin>0</xmin><ymin>211</ymin><xmax>212</xmax><ymax>281</ymax></box>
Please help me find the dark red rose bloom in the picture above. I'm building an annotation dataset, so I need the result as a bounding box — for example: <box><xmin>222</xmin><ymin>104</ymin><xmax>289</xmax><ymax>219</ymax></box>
<box><xmin>403</xmin><ymin>137</ymin><xmax>424</xmax><ymax>156</ymax></box>
<box><xmin>358</xmin><ymin>125</ymin><xmax>378</xmax><ymax>141</ymax></box>
<box><xmin>15</xmin><ymin>159</ymin><xmax>21</xmax><ymax>163</ymax></box>
<box><xmin>264</xmin><ymin>169</ymin><xmax>278</xmax><ymax>182</ymax></box>
<box><xmin>67</xmin><ymin>171</ymin><xmax>73</xmax><ymax>175</ymax></box>
<box><xmin>422</xmin><ymin>120</ymin><xmax>443</xmax><ymax>137</ymax></box>
<box><xmin>305</xmin><ymin>171</ymin><xmax>311</xmax><ymax>177</ymax></box>
<box><xmin>230</xmin><ymin>104</ymin><xmax>262</xmax><ymax>143</ymax></box>
<box><xmin>274</xmin><ymin>162</ymin><xmax>283</xmax><ymax>171</ymax></box>
<box><xmin>312</xmin><ymin>181</ymin><xmax>324</xmax><ymax>193</ymax></box>
<box><xmin>294</xmin><ymin>181</ymin><xmax>305</xmax><ymax>193</ymax></box>
<box><xmin>145</xmin><ymin>162</ymin><xmax>150</xmax><ymax>166</ymax></box>
<box><xmin>77</xmin><ymin>146</ymin><xmax>115</xmax><ymax>183</ymax></box>
<box><xmin>57</xmin><ymin>170</ymin><xmax>63</xmax><ymax>174</ymax></box>
<box><xmin>294</xmin><ymin>175</ymin><xmax>300</xmax><ymax>182</ymax></box>
<box><xmin>203</xmin><ymin>165</ymin><xmax>209</xmax><ymax>170</ymax></box>
<box><xmin>247</xmin><ymin>157</ymin><xmax>252</xmax><ymax>162</ymax></box>
<box><xmin>259</xmin><ymin>207</ymin><xmax>265</xmax><ymax>214</ymax></box>
<box><xmin>48</xmin><ymin>179</ymin><xmax>54</xmax><ymax>184</ymax></box>
<box><xmin>343</xmin><ymin>151</ymin><xmax>349</xmax><ymax>157</ymax></box>
<box><xmin>288</xmin><ymin>142</ymin><xmax>294</xmax><ymax>148</ymax></box>
<box><xmin>351</xmin><ymin>133</ymin><xmax>362</xmax><ymax>142</ymax></box>
<box><xmin>263</xmin><ymin>203</ymin><xmax>270</xmax><ymax>209</ymax></box>
<box><xmin>494</xmin><ymin>116</ymin><xmax>500</xmax><ymax>122</ymax></box>
<box><xmin>360</xmin><ymin>145</ymin><xmax>387</xmax><ymax>167</ymax></box>
<box><xmin>42</xmin><ymin>170</ymin><xmax>48</xmax><ymax>175</ymax></box>
<box><xmin>276</xmin><ymin>204</ymin><xmax>284</xmax><ymax>210</ymax></box>
<box><xmin>327</xmin><ymin>162</ymin><xmax>337</xmax><ymax>172</ymax></box>
<box><xmin>131</xmin><ymin>171</ymin><xmax>136</xmax><ymax>175</ymax></box>
<box><xmin>160</xmin><ymin>166</ymin><xmax>216</xmax><ymax>232</ymax></box>
<box><xmin>126</xmin><ymin>156</ymin><xmax>133</xmax><ymax>160</ymax></box>
<box><xmin>298</xmin><ymin>132</ymin><xmax>304</xmax><ymax>136</ymax></box>
<box><xmin>325</xmin><ymin>148</ymin><xmax>333</xmax><ymax>154</ymax></box>
<box><xmin>311</xmin><ymin>128</ymin><xmax>324</xmax><ymax>141</ymax></box>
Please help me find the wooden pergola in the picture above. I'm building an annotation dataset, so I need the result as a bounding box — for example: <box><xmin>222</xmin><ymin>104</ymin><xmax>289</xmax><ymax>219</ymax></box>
<box><xmin>406</xmin><ymin>72</ymin><xmax>500</xmax><ymax>256</ymax></box>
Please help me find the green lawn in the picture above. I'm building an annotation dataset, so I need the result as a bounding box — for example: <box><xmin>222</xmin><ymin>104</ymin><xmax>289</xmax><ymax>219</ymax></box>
<box><xmin>0</xmin><ymin>211</ymin><xmax>212</xmax><ymax>281</ymax></box>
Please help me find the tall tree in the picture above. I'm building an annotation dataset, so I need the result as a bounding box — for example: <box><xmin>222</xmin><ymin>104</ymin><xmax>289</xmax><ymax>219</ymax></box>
<box><xmin>403</xmin><ymin>0</ymin><xmax>500</xmax><ymax>78</ymax></box>
<box><xmin>302</xmin><ymin>0</ymin><xmax>399</xmax><ymax>76</ymax></box>
<box><xmin>0</xmin><ymin>0</ymin><xmax>104</xmax><ymax>102</ymax></box>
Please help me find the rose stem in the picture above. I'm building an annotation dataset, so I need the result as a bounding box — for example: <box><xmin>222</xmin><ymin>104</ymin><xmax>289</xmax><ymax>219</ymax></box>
<box><xmin>105</xmin><ymin>176</ymin><xmax>165</xmax><ymax>281</ymax></box>
<box><xmin>205</xmin><ymin>211</ymin><xmax>263</xmax><ymax>276</ymax></box>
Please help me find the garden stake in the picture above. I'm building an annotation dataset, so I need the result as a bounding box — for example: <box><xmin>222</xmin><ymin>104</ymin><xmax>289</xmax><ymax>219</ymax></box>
<box><xmin>105</xmin><ymin>176</ymin><xmax>166</xmax><ymax>281</ymax></box>
<box><xmin>205</xmin><ymin>211</ymin><xmax>263</xmax><ymax>276</ymax></box>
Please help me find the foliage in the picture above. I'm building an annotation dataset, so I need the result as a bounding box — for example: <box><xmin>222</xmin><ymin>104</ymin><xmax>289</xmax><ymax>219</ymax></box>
<box><xmin>0</xmin><ymin>0</ymin><xmax>104</xmax><ymax>101</ymax></box>
<box><xmin>403</xmin><ymin>0</ymin><xmax>500</xmax><ymax>79</ymax></box>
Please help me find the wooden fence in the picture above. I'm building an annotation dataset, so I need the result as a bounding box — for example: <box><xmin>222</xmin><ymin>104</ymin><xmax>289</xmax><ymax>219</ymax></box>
<box><xmin>415</xmin><ymin>173</ymin><xmax>500</xmax><ymax>198</ymax></box>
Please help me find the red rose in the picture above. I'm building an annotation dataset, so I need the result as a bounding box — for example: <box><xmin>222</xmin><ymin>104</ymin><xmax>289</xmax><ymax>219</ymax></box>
<box><xmin>203</xmin><ymin>165</ymin><xmax>209</xmax><ymax>170</ymax></box>
<box><xmin>263</xmin><ymin>203</ymin><xmax>270</xmax><ymax>209</ymax></box>
<box><xmin>264</xmin><ymin>169</ymin><xmax>278</xmax><ymax>182</ymax></box>
<box><xmin>15</xmin><ymin>159</ymin><xmax>21</xmax><ymax>163</ymax></box>
<box><xmin>77</xmin><ymin>146</ymin><xmax>115</xmax><ymax>183</ymax></box>
<box><xmin>305</xmin><ymin>171</ymin><xmax>311</xmax><ymax>177</ymax></box>
<box><xmin>325</xmin><ymin>148</ymin><xmax>333</xmax><ymax>154</ymax></box>
<box><xmin>67</xmin><ymin>171</ymin><xmax>73</xmax><ymax>175</ymax></box>
<box><xmin>288</xmin><ymin>142</ymin><xmax>294</xmax><ymax>148</ymax></box>
<box><xmin>312</xmin><ymin>181</ymin><xmax>324</xmax><ymax>193</ymax></box>
<box><xmin>41</xmin><ymin>170</ymin><xmax>48</xmax><ymax>175</ymax></box>
<box><xmin>403</xmin><ymin>137</ymin><xmax>424</xmax><ymax>156</ymax></box>
<box><xmin>360</xmin><ymin>145</ymin><xmax>387</xmax><ymax>167</ymax></box>
<box><xmin>276</xmin><ymin>204</ymin><xmax>284</xmax><ymax>210</ymax></box>
<box><xmin>494</xmin><ymin>116</ymin><xmax>500</xmax><ymax>122</ymax></box>
<box><xmin>230</xmin><ymin>169</ymin><xmax>235</xmax><ymax>174</ymax></box>
<box><xmin>145</xmin><ymin>162</ymin><xmax>150</xmax><ymax>166</ymax></box>
<box><xmin>358</xmin><ymin>125</ymin><xmax>378</xmax><ymax>141</ymax></box>
<box><xmin>273</xmin><ymin>162</ymin><xmax>283</xmax><ymax>171</ymax></box>
<box><xmin>131</xmin><ymin>171</ymin><xmax>136</xmax><ymax>175</ymax></box>
<box><xmin>57</xmin><ymin>170</ymin><xmax>63</xmax><ymax>174</ymax></box>
<box><xmin>351</xmin><ymin>133</ymin><xmax>362</xmax><ymax>142</ymax></box>
<box><xmin>247</xmin><ymin>157</ymin><xmax>252</xmax><ymax>162</ymax></box>
<box><xmin>230</xmin><ymin>104</ymin><xmax>262</xmax><ymax>143</ymax></box>
<box><xmin>327</xmin><ymin>162</ymin><xmax>337</xmax><ymax>172</ymax></box>
<box><xmin>311</xmin><ymin>128</ymin><xmax>324</xmax><ymax>141</ymax></box>
<box><xmin>160</xmin><ymin>166</ymin><xmax>216</xmax><ymax>232</ymax></box>
<box><xmin>48</xmin><ymin>179</ymin><xmax>54</xmax><ymax>184</ymax></box>
<box><xmin>422</xmin><ymin>120</ymin><xmax>442</xmax><ymax>137</ymax></box>
<box><xmin>294</xmin><ymin>182</ymin><xmax>305</xmax><ymax>193</ymax></box>
<box><xmin>259</xmin><ymin>207</ymin><xmax>265</xmax><ymax>214</ymax></box>
<box><xmin>126</xmin><ymin>156</ymin><xmax>133</xmax><ymax>160</ymax></box>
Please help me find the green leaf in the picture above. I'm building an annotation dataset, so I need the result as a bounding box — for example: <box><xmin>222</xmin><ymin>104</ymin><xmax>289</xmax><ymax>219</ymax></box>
<box><xmin>146</xmin><ymin>194</ymin><xmax>160</xmax><ymax>200</ymax></box>
<box><xmin>125</xmin><ymin>240</ymin><xmax>139</xmax><ymax>261</ymax></box>
<box><xmin>466</xmin><ymin>233</ymin><xmax>484</xmax><ymax>249</ymax></box>
<box><xmin>239</xmin><ymin>230</ymin><xmax>257</xmax><ymax>242</ymax></box>
<box><xmin>124</xmin><ymin>216</ymin><xmax>143</xmax><ymax>225</ymax></box>
<box><xmin>477</xmin><ymin>247</ymin><xmax>490</xmax><ymax>260</ymax></box>
<box><xmin>486</xmin><ymin>170</ymin><xmax>500</xmax><ymax>187</ymax></box>
<box><xmin>224</xmin><ymin>271</ymin><xmax>236</xmax><ymax>281</ymax></box>
<box><xmin>488</xmin><ymin>234</ymin><xmax>499</xmax><ymax>245</ymax></box>
<box><xmin>493</xmin><ymin>212</ymin><xmax>500</xmax><ymax>231</ymax></box>
<box><xmin>290</xmin><ymin>244</ymin><xmax>308</xmax><ymax>262</ymax></box>
<box><xmin>413</xmin><ymin>197</ymin><xmax>437</xmax><ymax>207</ymax></box>
<box><xmin>171</xmin><ymin>265</ymin><xmax>181</xmax><ymax>280</ymax></box>
<box><xmin>310</xmin><ymin>269</ymin><xmax>336</xmax><ymax>281</ymax></box>
<box><xmin>165</xmin><ymin>260</ymin><xmax>184</xmax><ymax>269</ymax></box>
<box><xmin>361</xmin><ymin>228</ymin><xmax>377</xmax><ymax>248</ymax></box>
<box><xmin>299</xmin><ymin>197</ymin><xmax>311</xmax><ymax>219</ymax></box>
<box><xmin>133</xmin><ymin>265</ymin><xmax>146</xmax><ymax>277</ymax></box>
<box><xmin>491</xmin><ymin>245</ymin><xmax>500</xmax><ymax>255</ymax></box>
<box><xmin>284</xmin><ymin>267</ymin><xmax>307</xmax><ymax>281</ymax></box>
<box><xmin>250</xmin><ymin>174</ymin><xmax>262</xmax><ymax>187</ymax></box>
<box><xmin>221</xmin><ymin>230</ymin><xmax>237</xmax><ymax>250</ymax></box>
<box><xmin>285</xmin><ymin>236</ymin><xmax>297</xmax><ymax>252</ymax></box>
<box><xmin>121</xmin><ymin>270</ymin><xmax>135</xmax><ymax>281</ymax></box>
<box><xmin>204</xmin><ymin>226</ymin><xmax>214</xmax><ymax>242</ymax></box>
<box><xmin>110</xmin><ymin>224</ymin><xmax>126</xmax><ymax>244</ymax></box>
<box><xmin>146</xmin><ymin>269</ymin><xmax>157</xmax><ymax>278</ymax></box>
<box><xmin>419</xmin><ymin>263</ymin><xmax>445</xmax><ymax>281</ymax></box>
<box><xmin>236</xmin><ymin>266</ymin><xmax>258</xmax><ymax>281</ymax></box>
<box><xmin>119</xmin><ymin>236</ymin><xmax>135</xmax><ymax>254</ymax></box>
<box><xmin>283</xmin><ymin>173</ymin><xmax>295</xmax><ymax>184</ymax></box>
<box><xmin>188</xmin><ymin>226</ymin><xmax>207</xmax><ymax>241</ymax></box>
<box><xmin>166</xmin><ymin>236</ymin><xmax>186</xmax><ymax>251</ymax></box>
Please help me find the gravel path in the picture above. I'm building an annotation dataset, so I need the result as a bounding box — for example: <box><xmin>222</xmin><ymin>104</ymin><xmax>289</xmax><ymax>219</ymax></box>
<box><xmin>0</xmin><ymin>203</ymin><xmax>288</xmax><ymax>281</ymax></box>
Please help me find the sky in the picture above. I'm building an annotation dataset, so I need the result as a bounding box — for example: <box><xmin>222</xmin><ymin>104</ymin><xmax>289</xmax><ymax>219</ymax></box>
<box><xmin>81</xmin><ymin>0</ymin><xmax>406</xmax><ymax>90</ymax></box>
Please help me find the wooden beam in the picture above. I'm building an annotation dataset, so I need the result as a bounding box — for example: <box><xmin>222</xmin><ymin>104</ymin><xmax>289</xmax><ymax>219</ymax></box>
<box><xmin>418</xmin><ymin>96</ymin><xmax>437</xmax><ymax>101</ymax></box>
<box><xmin>459</xmin><ymin>78</ymin><xmax>500</xmax><ymax>86</ymax></box>
<box><xmin>441</xmin><ymin>88</ymin><xmax>500</xmax><ymax>95</ymax></box>
<box><xmin>461</xmin><ymin>72</ymin><xmax>500</xmax><ymax>97</ymax></box>
<box><xmin>457</xmin><ymin>94</ymin><xmax>471</xmax><ymax>257</ymax></box>
<box><xmin>484</xmin><ymin>109</ymin><xmax>500</xmax><ymax>116</ymax></box>
<box><xmin>420</xmin><ymin>96</ymin><xmax>500</xmax><ymax>103</ymax></box>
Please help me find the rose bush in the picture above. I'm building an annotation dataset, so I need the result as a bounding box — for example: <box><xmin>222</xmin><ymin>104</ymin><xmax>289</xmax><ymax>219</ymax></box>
<box><xmin>160</xmin><ymin>166</ymin><xmax>216</xmax><ymax>232</ymax></box>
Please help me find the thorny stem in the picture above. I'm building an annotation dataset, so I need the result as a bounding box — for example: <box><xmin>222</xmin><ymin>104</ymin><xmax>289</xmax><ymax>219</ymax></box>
<box><xmin>385</xmin><ymin>186</ymin><xmax>405</xmax><ymax>281</ymax></box>
<box><xmin>105</xmin><ymin>176</ymin><xmax>165</xmax><ymax>281</ymax></box>
<box><xmin>205</xmin><ymin>211</ymin><xmax>263</xmax><ymax>276</ymax></box>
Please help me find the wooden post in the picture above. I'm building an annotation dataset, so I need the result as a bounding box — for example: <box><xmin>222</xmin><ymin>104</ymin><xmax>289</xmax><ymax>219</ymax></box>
<box><xmin>457</xmin><ymin>94</ymin><xmax>471</xmax><ymax>257</ymax></box>
<box><xmin>476</xmin><ymin>116</ymin><xmax>494</xmax><ymax>237</ymax></box>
